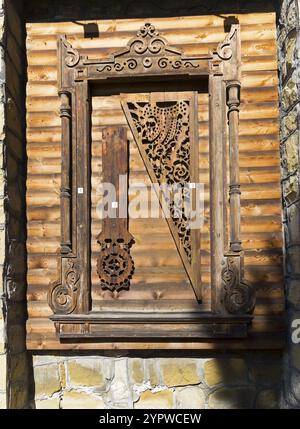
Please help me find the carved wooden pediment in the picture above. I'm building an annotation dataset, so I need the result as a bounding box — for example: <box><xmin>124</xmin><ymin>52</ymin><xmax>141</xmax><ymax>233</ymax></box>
<box><xmin>60</xmin><ymin>22</ymin><xmax>242</xmax><ymax>82</ymax></box>
<box><xmin>93</xmin><ymin>22</ymin><xmax>206</xmax><ymax>75</ymax></box>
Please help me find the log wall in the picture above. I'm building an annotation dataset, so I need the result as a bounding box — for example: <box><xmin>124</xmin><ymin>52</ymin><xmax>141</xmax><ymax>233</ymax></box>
<box><xmin>26</xmin><ymin>13</ymin><xmax>285</xmax><ymax>349</ymax></box>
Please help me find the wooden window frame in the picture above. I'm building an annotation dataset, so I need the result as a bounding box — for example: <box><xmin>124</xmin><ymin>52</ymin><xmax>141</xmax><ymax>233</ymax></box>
<box><xmin>47</xmin><ymin>22</ymin><xmax>255</xmax><ymax>342</ymax></box>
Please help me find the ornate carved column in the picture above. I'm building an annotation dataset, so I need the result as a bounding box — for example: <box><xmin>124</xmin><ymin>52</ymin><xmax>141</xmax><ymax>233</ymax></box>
<box><xmin>227</xmin><ymin>80</ymin><xmax>242</xmax><ymax>253</ymax></box>
<box><xmin>59</xmin><ymin>90</ymin><xmax>72</xmax><ymax>255</ymax></box>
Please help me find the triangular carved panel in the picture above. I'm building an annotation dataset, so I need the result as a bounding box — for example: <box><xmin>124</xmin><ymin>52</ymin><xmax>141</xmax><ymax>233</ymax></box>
<box><xmin>122</xmin><ymin>92</ymin><xmax>202</xmax><ymax>300</ymax></box>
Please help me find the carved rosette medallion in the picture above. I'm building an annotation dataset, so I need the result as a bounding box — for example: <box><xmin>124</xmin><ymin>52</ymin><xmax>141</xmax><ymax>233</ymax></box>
<box><xmin>97</xmin><ymin>232</ymin><xmax>135</xmax><ymax>292</ymax></box>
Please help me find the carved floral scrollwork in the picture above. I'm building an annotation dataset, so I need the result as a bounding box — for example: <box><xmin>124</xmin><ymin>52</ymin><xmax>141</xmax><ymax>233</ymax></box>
<box><xmin>96</xmin><ymin>22</ymin><xmax>200</xmax><ymax>75</ymax></box>
<box><xmin>221</xmin><ymin>256</ymin><xmax>255</xmax><ymax>315</ymax></box>
<box><xmin>48</xmin><ymin>259</ymin><xmax>80</xmax><ymax>314</ymax></box>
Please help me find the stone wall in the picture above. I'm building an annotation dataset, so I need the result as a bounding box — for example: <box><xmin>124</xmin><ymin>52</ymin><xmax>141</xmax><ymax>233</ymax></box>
<box><xmin>0</xmin><ymin>0</ymin><xmax>28</xmax><ymax>409</ymax></box>
<box><xmin>31</xmin><ymin>353</ymin><xmax>282</xmax><ymax>409</ymax></box>
<box><xmin>277</xmin><ymin>0</ymin><xmax>300</xmax><ymax>409</ymax></box>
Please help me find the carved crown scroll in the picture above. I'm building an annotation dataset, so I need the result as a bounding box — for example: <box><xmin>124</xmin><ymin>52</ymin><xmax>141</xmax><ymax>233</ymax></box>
<box><xmin>94</xmin><ymin>22</ymin><xmax>204</xmax><ymax>75</ymax></box>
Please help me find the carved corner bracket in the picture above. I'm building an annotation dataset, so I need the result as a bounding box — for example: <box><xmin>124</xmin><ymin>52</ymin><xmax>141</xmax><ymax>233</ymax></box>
<box><xmin>48</xmin><ymin>259</ymin><xmax>80</xmax><ymax>314</ymax></box>
<box><xmin>221</xmin><ymin>254</ymin><xmax>255</xmax><ymax>315</ymax></box>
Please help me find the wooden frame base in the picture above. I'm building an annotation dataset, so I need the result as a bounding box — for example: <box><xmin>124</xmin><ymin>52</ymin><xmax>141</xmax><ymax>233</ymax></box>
<box><xmin>51</xmin><ymin>313</ymin><xmax>253</xmax><ymax>339</ymax></box>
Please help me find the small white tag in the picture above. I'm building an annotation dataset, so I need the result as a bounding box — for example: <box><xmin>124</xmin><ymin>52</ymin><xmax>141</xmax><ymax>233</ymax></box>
<box><xmin>112</xmin><ymin>201</ymin><xmax>118</xmax><ymax>208</ymax></box>
<box><xmin>78</xmin><ymin>187</ymin><xmax>84</xmax><ymax>194</ymax></box>
<box><xmin>189</xmin><ymin>183</ymin><xmax>196</xmax><ymax>189</ymax></box>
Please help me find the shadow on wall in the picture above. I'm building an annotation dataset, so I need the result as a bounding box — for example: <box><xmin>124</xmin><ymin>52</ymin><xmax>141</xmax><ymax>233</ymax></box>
<box><xmin>23</xmin><ymin>0</ymin><xmax>277</xmax><ymax>21</ymax></box>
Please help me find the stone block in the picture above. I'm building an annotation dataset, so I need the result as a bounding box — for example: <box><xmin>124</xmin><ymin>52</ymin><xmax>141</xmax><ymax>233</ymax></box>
<box><xmin>146</xmin><ymin>359</ymin><xmax>160</xmax><ymax>387</ymax></box>
<box><xmin>285</xmin><ymin>31</ymin><xmax>297</xmax><ymax>72</ymax></box>
<box><xmin>291</xmin><ymin>344</ymin><xmax>300</xmax><ymax>371</ymax></box>
<box><xmin>279</xmin><ymin>0</ymin><xmax>289</xmax><ymax>26</ymax></box>
<box><xmin>255</xmin><ymin>389</ymin><xmax>279</xmax><ymax>409</ymax></box>
<box><xmin>283</xmin><ymin>106</ymin><xmax>298</xmax><ymax>138</ymax></box>
<box><xmin>291</xmin><ymin>371</ymin><xmax>300</xmax><ymax>401</ymax></box>
<box><xmin>34</xmin><ymin>364</ymin><xmax>60</xmax><ymax>398</ymax></box>
<box><xmin>286</xmin><ymin>0</ymin><xmax>298</xmax><ymax>32</ymax></box>
<box><xmin>282</xmin><ymin>75</ymin><xmax>298</xmax><ymax>112</ymax></box>
<box><xmin>35</xmin><ymin>398</ymin><xmax>60</xmax><ymax>409</ymax></box>
<box><xmin>285</xmin><ymin>132</ymin><xmax>300</xmax><ymax>174</ymax></box>
<box><xmin>59</xmin><ymin>362</ymin><xmax>66</xmax><ymax>389</ymax></box>
<box><xmin>278</xmin><ymin>25</ymin><xmax>286</xmax><ymax>53</ymax></box>
<box><xmin>287</xmin><ymin>202</ymin><xmax>300</xmax><ymax>246</ymax></box>
<box><xmin>67</xmin><ymin>359</ymin><xmax>105</xmax><ymax>390</ymax></box>
<box><xmin>9</xmin><ymin>352</ymin><xmax>28</xmax><ymax>384</ymax></box>
<box><xmin>0</xmin><ymin>354</ymin><xmax>6</xmax><ymax>391</ymax></box>
<box><xmin>287</xmin><ymin>245</ymin><xmax>300</xmax><ymax>275</ymax></box>
<box><xmin>32</xmin><ymin>355</ymin><xmax>61</xmax><ymax>366</ymax></box>
<box><xmin>208</xmin><ymin>387</ymin><xmax>255</xmax><ymax>409</ymax></box>
<box><xmin>204</xmin><ymin>358</ymin><xmax>248</xmax><ymax>387</ymax></box>
<box><xmin>287</xmin><ymin>279</ymin><xmax>300</xmax><ymax>307</ymax></box>
<box><xmin>176</xmin><ymin>386</ymin><xmax>205</xmax><ymax>409</ymax></box>
<box><xmin>0</xmin><ymin>392</ymin><xmax>6</xmax><ymax>409</ymax></box>
<box><xmin>283</xmin><ymin>174</ymin><xmax>299</xmax><ymax>205</ymax></box>
<box><xmin>105</xmin><ymin>359</ymin><xmax>131</xmax><ymax>408</ymax></box>
<box><xmin>134</xmin><ymin>390</ymin><xmax>173</xmax><ymax>409</ymax></box>
<box><xmin>252</xmin><ymin>361</ymin><xmax>282</xmax><ymax>385</ymax></box>
<box><xmin>160</xmin><ymin>359</ymin><xmax>200</xmax><ymax>387</ymax></box>
<box><xmin>9</xmin><ymin>382</ymin><xmax>29</xmax><ymax>409</ymax></box>
<box><xmin>61</xmin><ymin>391</ymin><xmax>105</xmax><ymax>409</ymax></box>
<box><xmin>6</xmin><ymin>324</ymin><xmax>25</xmax><ymax>354</ymax></box>
<box><xmin>128</xmin><ymin>358</ymin><xmax>144</xmax><ymax>385</ymax></box>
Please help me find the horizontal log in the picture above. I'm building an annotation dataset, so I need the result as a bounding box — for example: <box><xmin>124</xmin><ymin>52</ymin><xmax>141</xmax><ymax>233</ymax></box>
<box><xmin>26</xmin><ymin>86</ymin><xmax>279</xmax><ymax>112</ymax></box>
<box><xmin>25</xmin><ymin>13</ymin><xmax>277</xmax><ymax>37</ymax></box>
<box><xmin>26</xmin><ymin>38</ymin><xmax>276</xmax><ymax>62</ymax></box>
<box><xmin>25</xmin><ymin>336</ymin><xmax>285</xmax><ymax>351</ymax></box>
<box><xmin>26</xmin><ymin>136</ymin><xmax>280</xmax><ymax>156</ymax></box>
<box><xmin>26</xmin><ymin>23</ymin><xmax>276</xmax><ymax>49</ymax></box>
<box><xmin>26</xmin><ymin>71</ymin><xmax>278</xmax><ymax>100</ymax></box>
<box><xmin>27</xmin><ymin>297</ymin><xmax>283</xmax><ymax>321</ymax></box>
<box><xmin>27</xmin><ymin>281</ymin><xmax>283</xmax><ymax>305</ymax></box>
<box><xmin>26</xmin><ymin>101</ymin><xmax>279</xmax><ymax>123</ymax></box>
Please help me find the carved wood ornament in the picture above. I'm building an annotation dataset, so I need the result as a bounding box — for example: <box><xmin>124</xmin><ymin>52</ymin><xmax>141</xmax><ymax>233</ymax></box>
<box><xmin>96</xmin><ymin>127</ymin><xmax>135</xmax><ymax>292</ymax></box>
<box><xmin>48</xmin><ymin>22</ymin><xmax>256</xmax><ymax>340</ymax></box>
<box><xmin>122</xmin><ymin>92</ymin><xmax>201</xmax><ymax>300</ymax></box>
